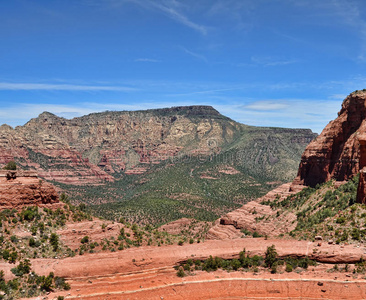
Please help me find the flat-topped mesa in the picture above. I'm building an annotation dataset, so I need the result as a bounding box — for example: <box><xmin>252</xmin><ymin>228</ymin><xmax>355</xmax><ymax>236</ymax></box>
<box><xmin>0</xmin><ymin>170</ymin><xmax>60</xmax><ymax>210</ymax></box>
<box><xmin>0</xmin><ymin>105</ymin><xmax>315</xmax><ymax>186</ymax></box>
<box><xmin>293</xmin><ymin>90</ymin><xmax>366</xmax><ymax>188</ymax></box>
<box><xmin>76</xmin><ymin>105</ymin><xmax>228</xmax><ymax>122</ymax></box>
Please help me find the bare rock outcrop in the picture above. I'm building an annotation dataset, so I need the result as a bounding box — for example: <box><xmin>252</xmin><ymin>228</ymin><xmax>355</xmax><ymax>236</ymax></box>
<box><xmin>293</xmin><ymin>90</ymin><xmax>366</xmax><ymax>187</ymax></box>
<box><xmin>0</xmin><ymin>170</ymin><xmax>60</xmax><ymax>209</ymax></box>
<box><xmin>207</xmin><ymin>183</ymin><xmax>300</xmax><ymax>239</ymax></box>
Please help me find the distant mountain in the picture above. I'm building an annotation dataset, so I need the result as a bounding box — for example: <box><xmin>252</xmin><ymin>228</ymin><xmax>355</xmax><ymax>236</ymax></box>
<box><xmin>0</xmin><ymin>105</ymin><xmax>316</xmax><ymax>224</ymax></box>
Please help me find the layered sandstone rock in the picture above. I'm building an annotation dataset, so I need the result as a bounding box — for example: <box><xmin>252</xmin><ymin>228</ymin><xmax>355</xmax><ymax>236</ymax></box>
<box><xmin>293</xmin><ymin>90</ymin><xmax>366</xmax><ymax>187</ymax></box>
<box><xmin>0</xmin><ymin>106</ymin><xmax>241</xmax><ymax>185</ymax></box>
<box><xmin>0</xmin><ymin>170</ymin><xmax>59</xmax><ymax>209</ymax></box>
<box><xmin>357</xmin><ymin>133</ymin><xmax>366</xmax><ymax>204</ymax></box>
<box><xmin>207</xmin><ymin>183</ymin><xmax>300</xmax><ymax>239</ymax></box>
<box><xmin>0</xmin><ymin>106</ymin><xmax>316</xmax><ymax>186</ymax></box>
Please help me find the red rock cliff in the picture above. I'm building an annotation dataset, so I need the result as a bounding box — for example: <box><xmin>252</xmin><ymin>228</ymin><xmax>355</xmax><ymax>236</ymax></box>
<box><xmin>0</xmin><ymin>170</ymin><xmax>59</xmax><ymax>209</ymax></box>
<box><xmin>293</xmin><ymin>90</ymin><xmax>366</xmax><ymax>187</ymax></box>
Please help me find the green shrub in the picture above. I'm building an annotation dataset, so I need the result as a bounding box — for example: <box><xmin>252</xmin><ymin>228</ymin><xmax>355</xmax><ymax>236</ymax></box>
<box><xmin>252</xmin><ymin>231</ymin><xmax>262</xmax><ymax>238</ymax></box>
<box><xmin>177</xmin><ymin>267</ymin><xmax>185</xmax><ymax>277</ymax></box>
<box><xmin>285</xmin><ymin>263</ymin><xmax>293</xmax><ymax>272</ymax></box>
<box><xmin>336</xmin><ymin>216</ymin><xmax>346</xmax><ymax>224</ymax></box>
<box><xmin>50</xmin><ymin>233</ymin><xmax>59</xmax><ymax>251</ymax></box>
<box><xmin>265</xmin><ymin>245</ymin><xmax>278</xmax><ymax>268</ymax></box>
<box><xmin>10</xmin><ymin>259</ymin><xmax>31</xmax><ymax>277</ymax></box>
<box><xmin>81</xmin><ymin>236</ymin><xmax>89</xmax><ymax>244</ymax></box>
<box><xmin>55</xmin><ymin>276</ymin><xmax>71</xmax><ymax>290</ymax></box>
<box><xmin>3</xmin><ymin>161</ymin><xmax>16</xmax><ymax>170</ymax></box>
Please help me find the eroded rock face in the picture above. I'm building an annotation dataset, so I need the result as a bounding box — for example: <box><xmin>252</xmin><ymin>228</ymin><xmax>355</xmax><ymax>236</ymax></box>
<box><xmin>357</xmin><ymin>169</ymin><xmax>366</xmax><ymax>204</ymax></box>
<box><xmin>207</xmin><ymin>183</ymin><xmax>300</xmax><ymax>239</ymax></box>
<box><xmin>293</xmin><ymin>91</ymin><xmax>366</xmax><ymax>187</ymax></box>
<box><xmin>0</xmin><ymin>170</ymin><xmax>59</xmax><ymax>209</ymax></box>
<box><xmin>0</xmin><ymin>106</ymin><xmax>241</xmax><ymax>185</ymax></box>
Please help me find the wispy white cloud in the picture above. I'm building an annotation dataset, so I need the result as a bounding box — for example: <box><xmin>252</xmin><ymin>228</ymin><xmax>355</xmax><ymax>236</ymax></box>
<box><xmin>122</xmin><ymin>0</ymin><xmax>207</xmax><ymax>35</ymax></box>
<box><xmin>180</xmin><ymin>47</ymin><xmax>208</xmax><ymax>62</ymax></box>
<box><xmin>217</xmin><ymin>99</ymin><xmax>341</xmax><ymax>134</ymax></box>
<box><xmin>0</xmin><ymin>101</ymin><xmax>195</xmax><ymax>127</ymax></box>
<box><xmin>0</xmin><ymin>82</ymin><xmax>136</xmax><ymax>92</ymax></box>
<box><xmin>244</xmin><ymin>101</ymin><xmax>289</xmax><ymax>111</ymax></box>
<box><xmin>329</xmin><ymin>93</ymin><xmax>348</xmax><ymax>100</ymax></box>
<box><xmin>251</xmin><ymin>56</ymin><xmax>299</xmax><ymax>67</ymax></box>
<box><xmin>289</xmin><ymin>0</ymin><xmax>366</xmax><ymax>63</ymax></box>
<box><xmin>134</xmin><ymin>58</ymin><xmax>161</xmax><ymax>63</ymax></box>
<box><xmin>206</xmin><ymin>0</ymin><xmax>256</xmax><ymax>31</ymax></box>
<box><xmin>1</xmin><ymin>76</ymin><xmax>362</xmax><ymax>132</ymax></box>
<box><xmin>0</xmin><ymin>97</ymin><xmax>342</xmax><ymax>135</ymax></box>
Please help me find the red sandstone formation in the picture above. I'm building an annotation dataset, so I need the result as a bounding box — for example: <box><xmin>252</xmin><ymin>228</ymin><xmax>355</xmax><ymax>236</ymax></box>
<box><xmin>293</xmin><ymin>90</ymin><xmax>366</xmax><ymax>187</ymax></box>
<box><xmin>357</xmin><ymin>133</ymin><xmax>366</xmax><ymax>204</ymax></box>
<box><xmin>0</xmin><ymin>107</ymin><xmax>240</xmax><ymax>185</ymax></box>
<box><xmin>207</xmin><ymin>183</ymin><xmax>300</xmax><ymax>239</ymax></box>
<box><xmin>158</xmin><ymin>218</ymin><xmax>209</xmax><ymax>236</ymax></box>
<box><xmin>357</xmin><ymin>169</ymin><xmax>366</xmax><ymax>204</ymax></box>
<box><xmin>0</xmin><ymin>106</ymin><xmax>316</xmax><ymax>186</ymax></box>
<box><xmin>0</xmin><ymin>170</ymin><xmax>60</xmax><ymax>209</ymax></box>
<box><xmin>2</xmin><ymin>238</ymin><xmax>366</xmax><ymax>299</ymax></box>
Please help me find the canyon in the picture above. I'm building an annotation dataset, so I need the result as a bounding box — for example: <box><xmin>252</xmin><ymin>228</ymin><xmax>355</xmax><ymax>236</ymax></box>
<box><xmin>0</xmin><ymin>105</ymin><xmax>317</xmax><ymax>224</ymax></box>
<box><xmin>3</xmin><ymin>93</ymin><xmax>366</xmax><ymax>299</ymax></box>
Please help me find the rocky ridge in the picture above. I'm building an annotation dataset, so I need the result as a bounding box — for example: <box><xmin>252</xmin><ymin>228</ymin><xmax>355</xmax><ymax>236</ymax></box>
<box><xmin>0</xmin><ymin>170</ymin><xmax>60</xmax><ymax>209</ymax></box>
<box><xmin>0</xmin><ymin>106</ymin><xmax>316</xmax><ymax>185</ymax></box>
<box><xmin>207</xmin><ymin>183</ymin><xmax>300</xmax><ymax>239</ymax></box>
<box><xmin>293</xmin><ymin>90</ymin><xmax>366</xmax><ymax>187</ymax></box>
<box><xmin>207</xmin><ymin>90</ymin><xmax>366</xmax><ymax>239</ymax></box>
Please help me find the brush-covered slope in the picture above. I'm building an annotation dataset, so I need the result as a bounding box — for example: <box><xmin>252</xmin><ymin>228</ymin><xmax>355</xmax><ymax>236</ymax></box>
<box><xmin>0</xmin><ymin>106</ymin><xmax>315</xmax><ymax>224</ymax></box>
<box><xmin>208</xmin><ymin>175</ymin><xmax>363</xmax><ymax>244</ymax></box>
<box><xmin>211</xmin><ymin>91</ymin><xmax>366</xmax><ymax>242</ymax></box>
<box><xmin>0</xmin><ymin>106</ymin><xmax>315</xmax><ymax>185</ymax></box>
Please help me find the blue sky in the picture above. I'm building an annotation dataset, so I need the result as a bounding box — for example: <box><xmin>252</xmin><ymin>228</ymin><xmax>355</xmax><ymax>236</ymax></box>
<box><xmin>1</xmin><ymin>0</ymin><xmax>366</xmax><ymax>133</ymax></box>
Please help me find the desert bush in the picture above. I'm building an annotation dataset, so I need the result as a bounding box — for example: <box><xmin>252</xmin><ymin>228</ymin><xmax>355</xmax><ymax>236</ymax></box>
<box><xmin>3</xmin><ymin>161</ymin><xmax>16</xmax><ymax>170</ymax></box>
<box><xmin>265</xmin><ymin>245</ymin><xmax>278</xmax><ymax>268</ymax></box>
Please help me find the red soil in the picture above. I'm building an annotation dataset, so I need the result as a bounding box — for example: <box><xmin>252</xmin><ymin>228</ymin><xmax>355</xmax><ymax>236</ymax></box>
<box><xmin>2</xmin><ymin>238</ymin><xmax>365</xmax><ymax>299</ymax></box>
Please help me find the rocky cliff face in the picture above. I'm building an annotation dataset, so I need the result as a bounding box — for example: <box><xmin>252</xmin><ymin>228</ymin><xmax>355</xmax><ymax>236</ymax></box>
<box><xmin>0</xmin><ymin>106</ymin><xmax>316</xmax><ymax>186</ymax></box>
<box><xmin>0</xmin><ymin>106</ymin><xmax>239</xmax><ymax>184</ymax></box>
<box><xmin>293</xmin><ymin>90</ymin><xmax>366</xmax><ymax>187</ymax></box>
<box><xmin>0</xmin><ymin>170</ymin><xmax>59</xmax><ymax>209</ymax></box>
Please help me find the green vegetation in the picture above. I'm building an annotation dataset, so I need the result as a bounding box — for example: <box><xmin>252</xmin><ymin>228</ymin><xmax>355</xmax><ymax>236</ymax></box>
<box><xmin>0</xmin><ymin>261</ymin><xmax>69</xmax><ymax>299</ymax></box>
<box><xmin>3</xmin><ymin>161</ymin><xmax>16</xmax><ymax>171</ymax></box>
<box><xmin>175</xmin><ymin>245</ymin><xmax>317</xmax><ymax>277</ymax></box>
<box><xmin>55</xmin><ymin>155</ymin><xmax>282</xmax><ymax>226</ymax></box>
<box><xmin>0</xmin><ymin>200</ymin><xmax>92</xmax><ymax>263</ymax></box>
<box><xmin>260</xmin><ymin>175</ymin><xmax>366</xmax><ymax>243</ymax></box>
<box><xmin>12</xmin><ymin>108</ymin><xmax>315</xmax><ymax>227</ymax></box>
